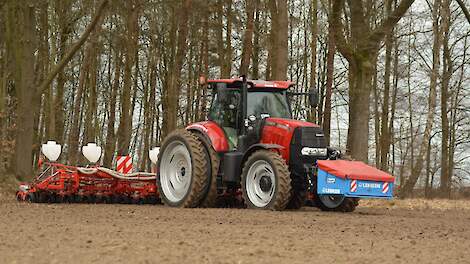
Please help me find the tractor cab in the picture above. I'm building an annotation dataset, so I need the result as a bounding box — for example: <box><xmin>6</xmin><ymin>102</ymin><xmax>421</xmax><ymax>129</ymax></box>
<box><xmin>207</xmin><ymin>79</ymin><xmax>294</xmax><ymax>150</ymax></box>
<box><xmin>206</xmin><ymin>78</ymin><xmax>317</xmax><ymax>152</ymax></box>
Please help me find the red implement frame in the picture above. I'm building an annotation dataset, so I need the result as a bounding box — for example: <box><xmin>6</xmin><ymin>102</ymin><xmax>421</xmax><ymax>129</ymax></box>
<box><xmin>16</xmin><ymin>161</ymin><xmax>159</xmax><ymax>204</ymax></box>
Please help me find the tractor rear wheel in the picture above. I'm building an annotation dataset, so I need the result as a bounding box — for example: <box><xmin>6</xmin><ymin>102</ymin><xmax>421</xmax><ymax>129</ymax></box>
<box><xmin>196</xmin><ymin>135</ymin><xmax>220</xmax><ymax>208</ymax></box>
<box><xmin>241</xmin><ymin>150</ymin><xmax>291</xmax><ymax>210</ymax></box>
<box><xmin>157</xmin><ymin>129</ymin><xmax>209</xmax><ymax>208</ymax></box>
<box><xmin>316</xmin><ymin>195</ymin><xmax>359</xmax><ymax>212</ymax></box>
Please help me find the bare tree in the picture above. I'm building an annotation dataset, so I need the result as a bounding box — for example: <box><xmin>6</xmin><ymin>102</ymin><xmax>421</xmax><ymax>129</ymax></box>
<box><xmin>161</xmin><ymin>0</ymin><xmax>192</xmax><ymax>138</ymax></box>
<box><xmin>268</xmin><ymin>0</ymin><xmax>289</xmax><ymax>80</ymax></box>
<box><xmin>399</xmin><ymin>0</ymin><xmax>442</xmax><ymax>197</ymax></box>
<box><xmin>240</xmin><ymin>0</ymin><xmax>255</xmax><ymax>76</ymax></box>
<box><xmin>331</xmin><ymin>0</ymin><xmax>414</xmax><ymax>162</ymax></box>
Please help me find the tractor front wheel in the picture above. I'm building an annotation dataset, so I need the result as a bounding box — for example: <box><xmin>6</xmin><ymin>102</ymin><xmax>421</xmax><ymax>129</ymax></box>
<box><xmin>241</xmin><ymin>150</ymin><xmax>291</xmax><ymax>211</ymax></box>
<box><xmin>157</xmin><ymin>129</ymin><xmax>209</xmax><ymax>208</ymax></box>
<box><xmin>286</xmin><ymin>171</ymin><xmax>307</xmax><ymax>210</ymax></box>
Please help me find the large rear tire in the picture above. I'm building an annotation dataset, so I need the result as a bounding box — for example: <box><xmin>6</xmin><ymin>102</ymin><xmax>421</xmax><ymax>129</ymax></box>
<box><xmin>196</xmin><ymin>135</ymin><xmax>220</xmax><ymax>208</ymax></box>
<box><xmin>157</xmin><ymin>129</ymin><xmax>209</xmax><ymax>208</ymax></box>
<box><xmin>241</xmin><ymin>150</ymin><xmax>291</xmax><ymax>211</ymax></box>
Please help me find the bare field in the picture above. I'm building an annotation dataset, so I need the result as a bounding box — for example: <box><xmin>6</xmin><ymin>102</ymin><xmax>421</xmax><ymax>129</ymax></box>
<box><xmin>1</xmin><ymin>195</ymin><xmax>469</xmax><ymax>264</ymax></box>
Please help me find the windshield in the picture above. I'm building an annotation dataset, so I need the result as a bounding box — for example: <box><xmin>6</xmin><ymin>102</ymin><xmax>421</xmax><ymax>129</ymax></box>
<box><xmin>208</xmin><ymin>86</ymin><xmax>292</xmax><ymax>126</ymax></box>
<box><xmin>247</xmin><ymin>91</ymin><xmax>291</xmax><ymax>119</ymax></box>
<box><xmin>208</xmin><ymin>88</ymin><xmax>241</xmax><ymax>129</ymax></box>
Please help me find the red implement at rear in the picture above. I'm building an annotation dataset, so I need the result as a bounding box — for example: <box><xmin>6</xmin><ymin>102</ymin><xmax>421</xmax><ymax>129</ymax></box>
<box><xmin>16</xmin><ymin>161</ymin><xmax>160</xmax><ymax>204</ymax></box>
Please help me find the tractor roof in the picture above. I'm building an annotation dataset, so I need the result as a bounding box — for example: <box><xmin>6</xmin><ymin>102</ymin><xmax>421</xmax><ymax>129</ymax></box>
<box><xmin>207</xmin><ymin>79</ymin><xmax>294</xmax><ymax>90</ymax></box>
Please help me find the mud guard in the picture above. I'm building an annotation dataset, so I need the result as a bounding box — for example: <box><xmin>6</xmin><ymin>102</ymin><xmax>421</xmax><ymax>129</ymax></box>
<box><xmin>242</xmin><ymin>144</ymin><xmax>284</xmax><ymax>165</ymax></box>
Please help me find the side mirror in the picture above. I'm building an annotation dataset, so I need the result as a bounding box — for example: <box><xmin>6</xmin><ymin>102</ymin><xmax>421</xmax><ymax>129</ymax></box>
<box><xmin>308</xmin><ymin>88</ymin><xmax>319</xmax><ymax>108</ymax></box>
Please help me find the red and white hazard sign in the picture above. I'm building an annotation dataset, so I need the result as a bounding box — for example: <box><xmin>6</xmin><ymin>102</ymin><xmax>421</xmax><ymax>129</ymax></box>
<box><xmin>350</xmin><ymin>179</ymin><xmax>357</xmax><ymax>192</ymax></box>
<box><xmin>382</xmin><ymin>182</ymin><xmax>389</xmax><ymax>194</ymax></box>
<box><xmin>117</xmin><ymin>155</ymin><xmax>133</xmax><ymax>174</ymax></box>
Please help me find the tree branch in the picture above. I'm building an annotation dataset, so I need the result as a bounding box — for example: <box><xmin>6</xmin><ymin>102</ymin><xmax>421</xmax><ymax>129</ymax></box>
<box><xmin>331</xmin><ymin>0</ymin><xmax>354</xmax><ymax>62</ymax></box>
<box><xmin>456</xmin><ymin>0</ymin><xmax>470</xmax><ymax>24</ymax></box>
<box><xmin>36</xmin><ymin>0</ymin><xmax>109</xmax><ymax>96</ymax></box>
<box><xmin>369</xmin><ymin>0</ymin><xmax>415</xmax><ymax>46</ymax></box>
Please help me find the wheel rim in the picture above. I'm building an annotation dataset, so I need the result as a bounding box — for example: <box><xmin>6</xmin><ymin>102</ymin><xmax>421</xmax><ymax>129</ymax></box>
<box><xmin>319</xmin><ymin>195</ymin><xmax>345</xmax><ymax>209</ymax></box>
<box><xmin>160</xmin><ymin>140</ymin><xmax>192</xmax><ymax>203</ymax></box>
<box><xmin>246</xmin><ymin>160</ymin><xmax>276</xmax><ymax>207</ymax></box>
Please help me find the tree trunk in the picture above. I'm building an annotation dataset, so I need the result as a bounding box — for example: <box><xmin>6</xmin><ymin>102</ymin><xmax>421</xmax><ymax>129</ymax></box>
<box><xmin>141</xmin><ymin>55</ymin><xmax>156</xmax><ymax>171</ymax></box>
<box><xmin>268</xmin><ymin>0</ymin><xmax>288</xmax><ymax>80</ymax></box>
<box><xmin>117</xmin><ymin>1</ymin><xmax>139</xmax><ymax>156</ymax></box>
<box><xmin>322</xmin><ymin>1</ymin><xmax>335</xmax><ymax>145</ymax></box>
<box><xmin>103</xmin><ymin>53</ymin><xmax>121</xmax><ymax>168</ymax></box>
<box><xmin>252</xmin><ymin>2</ymin><xmax>260</xmax><ymax>79</ymax></box>
<box><xmin>7</xmin><ymin>1</ymin><xmax>37</xmax><ymax>179</ymax></box>
<box><xmin>68</xmin><ymin>49</ymin><xmax>91</xmax><ymax>164</ymax></box>
<box><xmin>161</xmin><ymin>0</ymin><xmax>192</xmax><ymax>139</ymax></box>
<box><xmin>8</xmin><ymin>0</ymin><xmax>108</xmax><ymax>175</ymax></box>
<box><xmin>239</xmin><ymin>0</ymin><xmax>255</xmax><ymax>76</ymax></box>
<box><xmin>198</xmin><ymin>10</ymin><xmax>210</xmax><ymax>121</ymax></box>
<box><xmin>330</xmin><ymin>0</ymin><xmax>414</xmax><ymax>162</ymax></box>
<box><xmin>439</xmin><ymin>0</ymin><xmax>452</xmax><ymax>198</ymax></box>
<box><xmin>223</xmin><ymin>0</ymin><xmax>233</xmax><ymax>77</ymax></box>
<box><xmin>54</xmin><ymin>0</ymin><xmax>73</xmax><ymax>143</ymax></box>
<box><xmin>346</xmin><ymin>60</ymin><xmax>374</xmax><ymax>162</ymax></box>
<box><xmin>308</xmin><ymin>0</ymin><xmax>318</xmax><ymax>122</ymax></box>
<box><xmin>216</xmin><ymin>0</ymin><xmax>232</xmax><ymax>78</ymax></box>
<box><xmin>83</xmin><ymin>23</ymin><xmax>102</xmax><ymax>144</ymax></box>
<box><xmin>379</xmin><ymin>0</ymin><xmax>394</xmax><ymax>171</ymax></box>
<box><xmin>399</xmin><ymin>0</ymin><xmax>442</xmax><ymax>198</ymax></box>
<box><xmin>424</xmin><ymin>137</ymin><xmax>432</xmax><ymax>198</ymax></box>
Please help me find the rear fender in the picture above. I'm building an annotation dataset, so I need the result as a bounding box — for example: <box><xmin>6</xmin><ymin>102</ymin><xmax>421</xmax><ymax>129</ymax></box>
<box><xmin>186</xmin><ymin>121</ymin><xmax>229</xmax><ymax>152</ymax></box>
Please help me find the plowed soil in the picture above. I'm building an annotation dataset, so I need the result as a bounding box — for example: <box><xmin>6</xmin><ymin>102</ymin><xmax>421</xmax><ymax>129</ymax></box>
<box><xmin>1</xmin><ymin>196</ymin><xmax>469</xmax><ymax>264</ymax></box>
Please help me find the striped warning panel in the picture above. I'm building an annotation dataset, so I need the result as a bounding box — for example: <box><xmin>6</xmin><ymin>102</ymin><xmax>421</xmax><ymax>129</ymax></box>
<box><xmin>350</xmin><ymin>179</ymin><xmax>357</xmax><ymax>192</ymax></box>
<box><xmin>382</xmin><ymin>182</ymin><xmax>389</xmax><ymax>194</ymax></box>
<box><xmin>117</xmin><ymin>155</ymin><xmax>133</xmax><ymax>174</ymax></box>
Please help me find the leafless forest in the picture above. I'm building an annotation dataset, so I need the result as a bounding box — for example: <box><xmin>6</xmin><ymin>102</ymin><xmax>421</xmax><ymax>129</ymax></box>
<box><xmin>0</xmin><ymin>0</ymin><xmax>469</xmax><ymax>198</ymax></box>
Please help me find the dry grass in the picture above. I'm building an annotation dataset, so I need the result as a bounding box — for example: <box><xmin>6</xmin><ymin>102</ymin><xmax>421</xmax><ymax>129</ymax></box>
<box><xmin>360</xmin><ymin>198</ymin><xmax>470</xmax><ymax>210</ymax></box>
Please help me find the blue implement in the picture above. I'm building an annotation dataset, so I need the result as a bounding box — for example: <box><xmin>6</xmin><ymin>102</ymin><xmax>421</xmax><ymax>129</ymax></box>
<box><xmin>317</xmin><ymin>169</ymin><xmax>393</xmax><ymax>199</ymax></box>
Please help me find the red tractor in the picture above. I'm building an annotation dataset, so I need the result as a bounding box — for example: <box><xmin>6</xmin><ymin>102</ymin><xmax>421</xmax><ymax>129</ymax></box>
<box><xmin>156</xmin><ymin>77</ymin><xmax>392</xmax><ymax>211</ymax></box>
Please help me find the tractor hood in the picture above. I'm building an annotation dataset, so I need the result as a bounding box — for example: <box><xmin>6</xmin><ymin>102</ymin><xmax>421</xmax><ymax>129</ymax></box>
<box><xmin>261</xmin><ymin>118</ymin><xmax>325</xmax><ymax>164</ymax></box>
<box><xmin>264</xmin><ymin>117</ymin><xmax>320</xmax><ymax>131</ymax></box>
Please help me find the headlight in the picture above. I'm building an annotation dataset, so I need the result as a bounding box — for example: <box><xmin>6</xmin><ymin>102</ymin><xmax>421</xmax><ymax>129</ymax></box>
<box><xmin>301</xmin><ymin>147</ymin><xmax>327</xmax><ymax>156</ymax></box>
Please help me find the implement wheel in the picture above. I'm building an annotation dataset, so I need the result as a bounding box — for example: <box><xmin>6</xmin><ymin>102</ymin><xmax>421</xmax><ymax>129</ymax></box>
<box><xmin>241</xmin><ymin>150</ymin><xmax>291</xmax><ymax>210</ymax></box>
<box><xmin>316</xmin><ymin>195</ymin><xmax>359</xmax><ymax>212</ymax></box>
<box><xmin>157</xmin><ymin>129</ymin><xmax>209</xmax><ymax>208</ymax></box>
